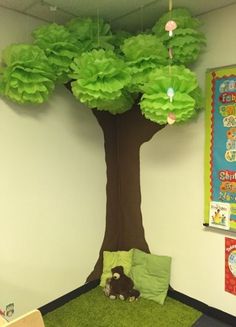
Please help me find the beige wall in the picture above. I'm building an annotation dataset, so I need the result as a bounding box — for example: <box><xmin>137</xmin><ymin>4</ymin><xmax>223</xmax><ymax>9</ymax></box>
<box><xmin>1</xmin><ymin>1</ymin><xmax>236</xmax><ymax>319</ymax></box>
<box><xmin>141</xmin><ymin>4</ymin><xmax>236</xmax><ymax>316</ymax></box>
<box><xmin>0</xmin><ymin>8</ymin><xmax>106</xmax><ymax>318</ymax></box>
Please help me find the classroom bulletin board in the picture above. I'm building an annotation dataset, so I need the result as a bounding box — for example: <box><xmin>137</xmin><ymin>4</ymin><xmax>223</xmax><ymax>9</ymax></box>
<box><xmin>204</xmin><ymin>65</ymin><xmax>236</xmax><ymax>231</ymax></box>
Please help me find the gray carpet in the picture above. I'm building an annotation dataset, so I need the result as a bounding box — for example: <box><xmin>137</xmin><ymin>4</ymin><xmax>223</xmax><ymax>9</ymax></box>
<box><xmin>192</xmin><ymin>315</ymin><xmax>232</xmax><ymax>327</ymax></box>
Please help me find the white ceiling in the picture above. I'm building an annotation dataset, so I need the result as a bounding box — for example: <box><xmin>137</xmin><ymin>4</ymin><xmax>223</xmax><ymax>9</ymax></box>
<box><xmin>0</xmin><ymin>0</ymin><xmax>235</xmax><ymax>30</ymax></box>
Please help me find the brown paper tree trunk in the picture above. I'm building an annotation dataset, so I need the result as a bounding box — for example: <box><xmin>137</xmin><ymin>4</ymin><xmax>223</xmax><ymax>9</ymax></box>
<box><xmin>86</xmin><ymin>104</ymin><xmax>165</xmax><ymax>282</ymax></box>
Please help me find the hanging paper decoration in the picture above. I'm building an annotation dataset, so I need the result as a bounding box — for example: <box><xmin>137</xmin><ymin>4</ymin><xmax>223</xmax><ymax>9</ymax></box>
<box><xmin>140</xmin><ymin>65</ymin><xmax>201</xmax><ymax>125</ymax></box>
<box><xmin>167</xmin><ymin>87</ymin><xmax>175</xmax><ymax>102</ymax></box>
<box><xmin>167</xmin><ymin>112</ymin><xmax>176</xmax><ymax>125</ymax></box>
<box><xmin>121</xmin><ymin>34</ymin><xmax>169</xmax><ymax>92</ymax></box>
<box><xmin>66</xmin><ymin>17</ymin><xmax>114</xmax><ymax>51</ymax></box>
<box><xmin>167</xmin><ymin>28</ymin><xmax>206</xmax><ymax>65</ymax></box>
<box><xmin>165</xmin><ymin>20</ymin><xmax>177</xmax><ymax>37</ymax></box>
<box><xmin>87</xmin><ymin>92</ymin><xmax>135</xmax><ymax>114</ymax></box>
<box><xmin>165</xmin><ymin>0</ymin><xmax>176</xmax><ymax>123</ymax></box>
<box><xmin>110</xmin><ymin>30</ymin><xmax>132</xmax><ymax>55</ymax></box>
<box><xmin>153</xmin><ymin>8</ymin><xmax>201</xmax><ymax>35</ymax></box>
<box><xmin>152</xmin><ymin>8</ymin><xmax>206</xmax><ymax>65</ymax></box>
<box><xmin>0</xmin><ymin>44</ymin><xmax>55</xmax><ymax>104</ymax></box>
<box><xmin>32</xmin><ymin>23</ymin><xmax>81</xmax><ymax>83</ymax></box>
<box><xmin>168</xmin><ymin>47</ymin><xmax>173</xmax><ymax>59</ymax></box>
<box><xmin>0</xmin><ymin>7</ymin><xmax>205</xmax><ymax>123</ymax></box>
<box><xmin>70</xmin><ymin>49</ymin><xmax>133</xmax><ymax>114</ymax></box>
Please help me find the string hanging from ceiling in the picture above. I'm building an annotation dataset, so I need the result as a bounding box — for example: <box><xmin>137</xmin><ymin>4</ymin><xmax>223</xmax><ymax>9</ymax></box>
<box><xmin>49</xmin><ymin>4</ymin><xmax>57</xmax><ymax>23</ymax></box>
<box><xmin>166</xmin><ymin>0</ymin><xmax>177</xmax><ymax>124</ymax></box>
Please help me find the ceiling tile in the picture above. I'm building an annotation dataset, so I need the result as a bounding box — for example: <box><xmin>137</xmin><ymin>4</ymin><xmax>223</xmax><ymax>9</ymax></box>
<box><xmin>111</xmin><ymin>0</ymin><xmax>236</xmax><ymax>31</ymax></box>
<box><xmin>156</xmin><ymin>0</ymin><xmax>236</xmax><ymax>16</ymax></box>
<box><xmin>0</xmin><ymin>0</ymin><xmax>38</xmax><ymax>11</ymax></box>
<box><xmin>0</xmin><ymin>0</ymin><xmax>235</xmax><ymax>29</ymax></box>
<box><xmin>26</xmin><ymin>2</ymin><xmax>74</xmax><ymax>24</ymax></box>
<box><xmin>47</xmin><ymin>0</ymin><xmax>156</xmax><ymax>20</ymax></box>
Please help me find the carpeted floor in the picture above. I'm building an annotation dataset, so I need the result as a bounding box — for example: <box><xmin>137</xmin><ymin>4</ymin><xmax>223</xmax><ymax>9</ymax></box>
<box><xmin>43</xmin><ymin>287</ymin><xmax>202</xmax><ymax>327</ymax></box>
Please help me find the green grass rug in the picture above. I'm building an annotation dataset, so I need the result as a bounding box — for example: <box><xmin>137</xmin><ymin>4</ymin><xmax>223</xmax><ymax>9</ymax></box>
<box><xmin>44</xmin><ymin>287</ymin><xmax>202</xmax><ymax>327</ymax></box>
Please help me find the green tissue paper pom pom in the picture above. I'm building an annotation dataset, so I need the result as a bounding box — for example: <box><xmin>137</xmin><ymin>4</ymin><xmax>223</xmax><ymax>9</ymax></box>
<box><xmin>152</xmin><ymin>8</ymin><xmax>206</xmax><ymax>65</ymax></box>
<box><xmin>110</xmin><ymin>30</ymin><xmax>132</xmax><ymax>55</ymax></box>
<box><xmin>190</xmin><ymin>86</ymin><xmax>203</xmax><ymax>110</ymax></box>
<box><xmin>152</xmin><ymin>8</ymin><xmax>200</xmax><ymax>35</ymax></box>
<box><xmin>121</xmin><ymin>34</ymin><xmax>169</xmax><ymax>92</ymax></box>
<box><xmin>70</xmin><ymin>49</ymin><xmax>133</xmax><ymax>114</ymax></box>
<box><xmin>66</xmin><ymin>17</ymin><xmax>114</xmax><ymax>51</ymax></box>
<box><xmin>140</xmin><ymin>65</ymin><xmax>202</xmax><ymax>124</ymax></box>
<box><xmin>32</xmin><ymin>23</ymin><xmax>81</xmax><ymax>83</ymax></box>
<box><xmin>87</xmin><ymin>92</ymin><xmax>135</xmax><ymax>114</ymax></box>
<box><xmin>121</xmin><ymin>34</ymin><xmax>167</xmax><ymax>62</ymax></box>
<box><xmin>0</xmin><ymin>44</ymin><xmax>55</xmax><ymax>104</ymax></box>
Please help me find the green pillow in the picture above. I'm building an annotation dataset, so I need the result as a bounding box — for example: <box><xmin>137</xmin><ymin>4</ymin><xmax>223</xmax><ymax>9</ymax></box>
<box><xmin>100</xmin><ymin>249</ymin><xmax>134</xmax><ymax>287</ymax></box>
<box><xmin>130</xmin><ymin>249</ymin><xmax>171</xmax><ymax>305</ymax></box>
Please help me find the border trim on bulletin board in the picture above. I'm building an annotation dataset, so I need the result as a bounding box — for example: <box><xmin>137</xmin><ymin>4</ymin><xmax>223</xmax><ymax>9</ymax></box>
<box><xmin>204</xmin><ymin>64</ymin><xmax>236</xmax><ymax>231</ymax></box>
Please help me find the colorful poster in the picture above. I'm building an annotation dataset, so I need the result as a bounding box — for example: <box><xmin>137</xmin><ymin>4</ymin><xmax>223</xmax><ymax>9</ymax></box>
<box><xmin>225</xmin><ymin>237</ymin><xmax>236</xmax><ymax>295</ymax></box>
<box><xmin>205</xmin><ymin>66</ymin><xmax>236</xmax><ymax>230</ymax></box>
